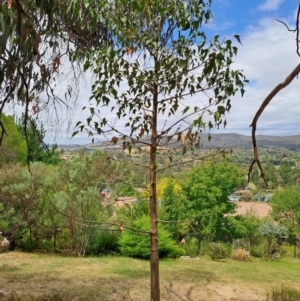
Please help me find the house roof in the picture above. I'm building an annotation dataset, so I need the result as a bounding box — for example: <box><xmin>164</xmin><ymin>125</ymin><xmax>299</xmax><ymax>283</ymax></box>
<box><xmin>114</xmin><ymin>197</ymin><xmax>138</xmax><ymax>208</ymax></box>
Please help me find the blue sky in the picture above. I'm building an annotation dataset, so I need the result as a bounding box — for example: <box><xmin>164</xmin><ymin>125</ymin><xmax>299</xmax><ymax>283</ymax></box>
<box><xmin>42</xmin><ymin>0</ymin><xmax>300</xmax><ymax>145</ymax></box>
<box><xmin>209</xmin><ymin>0</ymin><xmax>296</xmax><ymax>35</ymax></box>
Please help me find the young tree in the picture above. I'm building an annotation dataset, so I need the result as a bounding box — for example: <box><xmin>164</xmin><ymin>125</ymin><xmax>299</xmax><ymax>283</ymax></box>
<box><xmin>49</xmin><ymin>151</ymin><xmax>125</xmax><ymax>256</ymax></box>
<box><xmin>270</xmin><ymin>186</ymin><xmax>300</xmax><ymax>257</ymax></box>
<box><xmin>160</xmin><ymin>178</ymin><xmax>188</xmax><ymax>242</ymax></box>
<box><xmin>259</xmin><ymin>221</ymin><xmax>287</xmax><ymax>259</ymax></box>
<box><xmin>73</xmin><ymin>0</ymin><xmax>247</xmax><ymax>299</ymax></box>
<box><xmin>182</xmin><ymin>160</ymin><xmax>244</xmax><ymax>241</ymax></box>
<box><xmin>17</xmin><ymin>115</ymin><xmax>61</xmax><ymax>165</ymax></box>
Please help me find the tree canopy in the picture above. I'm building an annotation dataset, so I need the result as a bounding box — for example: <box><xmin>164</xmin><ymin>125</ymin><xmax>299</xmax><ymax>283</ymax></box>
<box><xmin>71</xmin><ymin>0</ymin><xmax>247</xmax><ymax>299</ymax></box>
<box><xmin>1</xmin><ymin>1</ymin><xmax>248</xmax><ymax>300</ymax></box>
<box><xmin>0</xmin><ymin>0</ymin><xmax>110</xmax><ymax>143</ymax></box>
<box><xmin>182</xmin><ymin>160</ymin><xmax>245</xmax><ymax>239</ymax></box>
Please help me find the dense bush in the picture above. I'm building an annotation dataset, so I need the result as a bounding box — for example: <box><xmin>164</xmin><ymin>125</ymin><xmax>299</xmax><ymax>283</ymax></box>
<box><xmin>208</xmin><ymin>242</ymin><xmax>230</xmax><ymax>260</ymax></box>
<box><xmin>181</xmin><ymin>237</ymin><xmax>200</xmax><ymax>257</ymax></box>
<box><xmin>199</xmin><ymin>239</ymin><xmax>210</xmax><ymax>256</ymax></box>
<box><xmin>118</xmin><ymin>216</ymin><xmax>186</xmax><ymax>259</ymax></box>
<box><xmin>250</xmin><ymin>244</ymin><xmax>265</xmax><ymax>258</ymax></box>
<box><xmin>86</xmin><ymin>230</ymin><xmax>120</xmax><ymax>256</ymax></box>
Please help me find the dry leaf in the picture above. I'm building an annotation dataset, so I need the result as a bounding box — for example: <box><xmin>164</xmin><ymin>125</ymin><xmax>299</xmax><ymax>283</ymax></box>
<box><xmin>111</xmin><ymin>136</ymin><xmax>118</xmax><ymax>144</ymax></box>
<box><xmin>53</xmin><ymin>56</ymin><xmax>60</xmax><ymax>72</ymax></box>
<box><xmin>180</xmin><ymin>133</ymin><xmax>185</xmax><ymax>145</ymax></box>
<box><xmin>126</xmin><ymin>47</ymin><xmax>134</xmax><ymax>55</ymax></box>
<box><xmin>32</xmin><ymin>105</ymin><xmax>39</xmax><ymax>115</ymax></box>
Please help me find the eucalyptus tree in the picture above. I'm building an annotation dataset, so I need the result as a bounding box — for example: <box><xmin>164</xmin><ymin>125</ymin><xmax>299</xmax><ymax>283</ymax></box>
<box><xmin>271</xmin><ymin>186</ymin><xmax>300</xmax><ymax>257</ymax></box>
<box><xmin>0</xmin><ymin>0</ymin><xmax>110</xmax><ymax>148</ymax></box>
<box><xmin>72</xmin><ymin>0</ymin><xmax>247</xmax><ymax>299</ymax></box>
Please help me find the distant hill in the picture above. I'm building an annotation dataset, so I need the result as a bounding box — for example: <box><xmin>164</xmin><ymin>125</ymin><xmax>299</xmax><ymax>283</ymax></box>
<box><xmin>196</xmin><ymin>133</ymin><xmax>300</xmax><ymax>150</ymax></box>
<box><xmin>61</xmin><ymin>133</ymin><xmax>300</xmax><ymax>151</ymax></box>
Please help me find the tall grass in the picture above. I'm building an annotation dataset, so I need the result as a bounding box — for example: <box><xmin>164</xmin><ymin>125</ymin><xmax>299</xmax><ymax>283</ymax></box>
<box><xmin>266</xmin><ymin>285</ymin><xmax>300</xmax><ymax>301</ymax></box>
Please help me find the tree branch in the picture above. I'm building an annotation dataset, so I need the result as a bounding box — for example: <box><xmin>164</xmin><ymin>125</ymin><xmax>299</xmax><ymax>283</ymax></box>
<box><xmin>249</xmin><ymin>63</ymin><xmax>300</xmax><ymax>184</ymax></box>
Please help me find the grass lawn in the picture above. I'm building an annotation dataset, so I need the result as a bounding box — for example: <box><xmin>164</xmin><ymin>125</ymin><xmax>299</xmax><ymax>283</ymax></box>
<box><xmin>0</xmin><ymin>251</ymin><xmax>300</xmax><ymax>300</ymax></box>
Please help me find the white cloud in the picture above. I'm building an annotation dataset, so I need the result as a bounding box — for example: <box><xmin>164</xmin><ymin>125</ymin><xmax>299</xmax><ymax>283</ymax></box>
<box><xmin>219</xmin><ymin>16</ymin><xmax>300</xmax><ymax>137</ymax></box>
<box><xmin>47</xmin><ymin>10</ymin><xmax>300</xmax><ymax>145</ymax></box>
<box><xmin>258</xmin><ymin>0</ymin><xmax>285</xmax><ymax>11</ymax></box>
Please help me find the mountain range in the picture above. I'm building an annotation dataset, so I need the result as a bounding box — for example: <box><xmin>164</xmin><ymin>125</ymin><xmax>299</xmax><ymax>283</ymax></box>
<box><xmin>60</xmin><ymin>133</ymin><xmax>300</xmax><ymax>151</ymax></box>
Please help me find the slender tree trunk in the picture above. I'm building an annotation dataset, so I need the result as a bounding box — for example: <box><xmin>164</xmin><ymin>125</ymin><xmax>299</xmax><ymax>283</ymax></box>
<box><xmin>149</xmin><ymin>77</ymin><xmax>160</xmax><ymax>300</ymax></box>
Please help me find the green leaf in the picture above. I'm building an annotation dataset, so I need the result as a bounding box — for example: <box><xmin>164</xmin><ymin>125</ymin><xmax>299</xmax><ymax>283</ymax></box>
<box><xmin>72</xmin><ymin>131</ymin><xmax>79</xmax><ymax>138</ymax></box>
<box><xmin>182</xmin><ymin>106</ymin><xmax>190</xmax><ymax>114</ymax></box>
<box><xmin>214</xmin><ymin>111</ymin><xmax>220</xmax><ymax>122</ymax></box>
<box><xmin>234</xmin><ymin>35</ymin><xmax>242</xmax><ymax>45</ymax></box>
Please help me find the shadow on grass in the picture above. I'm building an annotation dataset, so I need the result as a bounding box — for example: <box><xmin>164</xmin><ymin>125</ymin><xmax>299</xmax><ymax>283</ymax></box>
<box><xmin>0</xmin><ymin>273</ymin><xmax>144</xmax><ymax>301</ymax></box>
<box><xmin>166</xmin><ymin>268</ymin><xmax>216</xmax><ymax>283</ymax></box>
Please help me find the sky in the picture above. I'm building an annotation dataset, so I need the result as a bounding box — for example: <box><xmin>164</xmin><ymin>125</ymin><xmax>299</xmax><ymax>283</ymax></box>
<box><xmin>45</xmin><ymin>0</ymin><xmax>300</xmax><ymax>145</ymax></box>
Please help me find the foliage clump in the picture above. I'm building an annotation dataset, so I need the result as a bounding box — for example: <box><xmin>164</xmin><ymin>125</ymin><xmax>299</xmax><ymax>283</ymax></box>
<box><xmin>181</xmin><ymin>237</ymin><xmax>200</xmax><ymax>258</ymax></box>
<box><xmin>208</xmin><ymin>242</ymin><xmax>229</xmax><ymax>261</ymax></box>
<box><xmin>259</xmin><ymin>221</ymin><xmax>287</xmax><ymax>259</ymax></box>
<box><xmin>86</xmin><ymin>230</ymin><xmax>120</xmax><ymax>256</ymax></box>
<box><xmin>119</xmin><ymin>216</ymin><xmax>186</xmax><ymax>259</ymax></box>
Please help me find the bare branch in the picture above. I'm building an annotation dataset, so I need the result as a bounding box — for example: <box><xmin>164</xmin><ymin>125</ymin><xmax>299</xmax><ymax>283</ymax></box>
<box><xmin>249</xmin><ymin>63</ymin><xmax>300</xmax><ymax>184</ymax></box>
<box><xmin>275</xmin><ymin>4</ymin><xmax>300</xmax><ymax>57</ymax></box>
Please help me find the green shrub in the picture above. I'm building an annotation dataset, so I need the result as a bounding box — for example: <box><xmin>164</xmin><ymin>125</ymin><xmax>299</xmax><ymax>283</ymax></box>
<box><xmin>19</xmin><ymin>236</ymin><xmax>38</xmax><ymax>252</ymax></box>
<box><xmin>250</xmin><ymin>244</ymin><xmax>266</xmax><ymax>258</ymax></box>
<box><xmin>38</xmin><ymin>239</ymin><xmax>54</xmax><ymax>252</ymax></box>
<box><xmin>266</xmin><ymin>285</ymin><xmax>300</xmax><ymax>301</ymax></box>
<box><xmin>208</xmin><ymin>242</ymin><xmax>229</xmax><ymax>260</ymax></box>
<box><xmin>182</xmin><ymin>237</ymin><xmax>199</xmax><ymax>257</ymax></box>
<box><xmin>86</xmin><ymin>230</ymin><xmax>120</xmax><ymax>256</ymax></box>
<box><xmin>199</xmin><ymin>239</ymin><xmax>210</xmax><ymax>256</ymax></box>
<box><xmin>168</xmin><ymin>245</ymin><xmax>186</xmax><ymax>258</ymax></box>
<box><xmin>118</xmin><ymin>216</ymin><xmax>186</xmax><ymax>259</ymax></box>
<box><xmin>241</xmin><ymin>195</ymin><xmax>252</xmax><ymax>202</ymax></box>
<box><xmin>251</xmin><ymin>240</ymin><xmax>284</xmax><ymax>259</ymax></box>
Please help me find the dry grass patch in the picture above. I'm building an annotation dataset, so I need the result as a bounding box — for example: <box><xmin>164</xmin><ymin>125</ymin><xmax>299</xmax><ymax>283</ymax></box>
<box><xmin>232</xmin><ymin>249</ymin><xmax>250</xmax><ymax>261</ymax></box>
<box><xmin>0</xmin><ymin>252</ymin><xmax>300</xmax><ymax>300</ymax></box>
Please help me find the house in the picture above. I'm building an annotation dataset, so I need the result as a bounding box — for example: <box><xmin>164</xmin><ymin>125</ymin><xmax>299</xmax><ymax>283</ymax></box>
<box><xmin>100</xmin><ymin>189</ymin><xmax>138</xmax><ymax>208</ymax></box>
